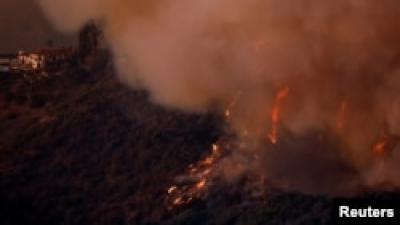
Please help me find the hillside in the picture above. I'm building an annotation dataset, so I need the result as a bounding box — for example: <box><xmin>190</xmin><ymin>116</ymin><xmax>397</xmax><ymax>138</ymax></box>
<box><xmin>0</xmin><ymin>51</ymin><xmax>399</xmax><ymax>225</ymax></box>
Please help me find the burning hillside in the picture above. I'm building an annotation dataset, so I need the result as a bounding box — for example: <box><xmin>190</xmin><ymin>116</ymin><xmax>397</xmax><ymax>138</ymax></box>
<box><xmin>35</xmin><ymin>0</ymin><xmax>400</xmax><ymax>195</ymax></box>
<box><xmin>1</xmin><ymin>47</ymin><xmax>399</xmax><ymax>223</ymax></box>
<box><xmin>2</xmin><ymin>0</ymin><xmax>400</xmax><ymax>223</ymax></box>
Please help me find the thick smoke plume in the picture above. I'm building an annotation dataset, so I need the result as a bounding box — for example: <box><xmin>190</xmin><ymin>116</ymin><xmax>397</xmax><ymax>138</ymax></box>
<box><xmin>37</xmin><ymin>0</ymin><xmax>400</xmax><ymax>194</ymax></box>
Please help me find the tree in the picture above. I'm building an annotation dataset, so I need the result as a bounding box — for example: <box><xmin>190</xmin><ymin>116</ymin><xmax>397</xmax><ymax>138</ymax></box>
<box><xmin>77</xmin><ymin>22</ymin><xmax>102</xmax><ymax>62</ymax></box>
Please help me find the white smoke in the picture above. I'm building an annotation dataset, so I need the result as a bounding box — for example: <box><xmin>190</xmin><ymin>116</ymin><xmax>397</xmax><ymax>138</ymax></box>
<box><xmin>37</xmin><ymin>0</ymin><xmax>400</xmax><ymax>194</ymax></box>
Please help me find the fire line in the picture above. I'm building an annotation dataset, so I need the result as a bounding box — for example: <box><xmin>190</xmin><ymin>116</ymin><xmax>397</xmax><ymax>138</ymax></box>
<box><xmin>373</xmin><ymin>139</ymin><xmax>387</xmax><ymax>154</ymax></box>
<box><xmin>268</xmin><ymin>86</ymin><xmax>290</xmax><ymax>144</ymax></box>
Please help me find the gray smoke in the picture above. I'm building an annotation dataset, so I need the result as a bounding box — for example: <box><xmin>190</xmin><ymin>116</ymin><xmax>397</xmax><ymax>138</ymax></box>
<box><xmin>37</xmin><ymin>0</ymin><xmax>400</xmax><ymax>194</ymax></box>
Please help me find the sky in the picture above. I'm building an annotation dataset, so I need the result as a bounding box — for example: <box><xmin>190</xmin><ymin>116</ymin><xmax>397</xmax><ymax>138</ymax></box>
<box><xmin>0</xmin><ymin>0</ymin><xmax>74</xmax><ymax>53</ymax></box>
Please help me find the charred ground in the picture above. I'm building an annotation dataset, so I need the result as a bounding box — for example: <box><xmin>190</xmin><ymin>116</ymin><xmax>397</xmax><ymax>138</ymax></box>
<box><xmin>0</xmin><ymin>50</ymin><xmax>399</xmax><ymax>225</ymax></box>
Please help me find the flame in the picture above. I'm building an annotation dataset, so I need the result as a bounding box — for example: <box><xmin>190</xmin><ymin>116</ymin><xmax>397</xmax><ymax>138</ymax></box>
<box><xmin>336</xmin><ymin>100</ymin><xmax>348</xmax><ymax>129</ymax></box>
<box><xmin>173</xmin><ymin>197</ymin><xmax>182</xmax><ymax>205</ymax></box>
<box><xmin>166</xmin><ymin>141</ymin><xmax>223</xmax><ymax>209</ymax></box>
<box><xmin>373</xmin><ymin>139</ymin><xmax>387</xmax><ymax>154</ymax></box>
<box><xmin>196</xmin><ymin>179</ymin><xmax>206</xmax><ymax>189</ymax></box>
<box><xmin>224</xmin><ymin>91</ymin><xmax>243</xmax><ymax>120</ymax></box>
<box><xmin>268</xmin><ymin>86</ymin><xmax>290</xmax><ymax>144</ymax></box>
<box><xmin>212</xmin><ymin>143</ymin><xmax>220</xmax><ymax>154</ymax></box>
<box><xmin>225</xmin><ymin>109</ymin><xmax>231</xmax><ymax>117</ymax></box>
<box><xmin>168</xmin><ymin>186</ymin><xmax>177</xmax><ymax>194</ymax></box>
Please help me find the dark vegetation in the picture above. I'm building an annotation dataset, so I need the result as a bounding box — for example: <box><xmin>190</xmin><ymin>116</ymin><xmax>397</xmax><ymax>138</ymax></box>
<box><xmin>0</xmin><ymin>52</ymin><xmax>222</xmax><ymax>224</ymax></box>
<box><xmin>1</xmin><ymin>26</ymin><xmax>400</xmax><ymax>224</ymax></box>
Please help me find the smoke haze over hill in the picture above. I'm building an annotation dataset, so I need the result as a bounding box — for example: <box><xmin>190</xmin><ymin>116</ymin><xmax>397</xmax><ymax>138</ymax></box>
<box><xmin>37</xmin><ymin>0</ymin><xmax>400</xmax><ymax>194</ymax></box>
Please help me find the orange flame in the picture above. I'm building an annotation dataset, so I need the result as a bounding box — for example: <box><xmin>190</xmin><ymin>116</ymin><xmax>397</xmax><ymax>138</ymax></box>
<box><xmin>225</xmin><ymin>109</ymin><xmax>231</xmax><ymax>117</ymax></box>
<box><xmin>268</xmin><ymin>87</ymin><xmax>290</xmax><ymax>144</ymax></box>
<box><xmin>195</xmin><ymin>180</ymin><xmax>206</xmax><ymax>189</ymax></box>
<box><xmin>166</xmin><ymin>142</ymin><xmax>222</xmax><ymax>209</ymax></box>
<box><xmin>168</xmin><ymin>186</ymin><xmax>177</xmax><ymax>194</ymax></box>
<box><xmin>373</xmin><ymin>139</ymin><xmax>387</xmax><ymax>154</ymax></box>
<box><xmin>336</xmin><ymin>100</ymin><xmax>348</xmax><ymax>129</ymax></box>
<box><xmin>224</xmin><ymin>91</ymin><xmax>243</xmax><ymax>119</ymax></box>
<box><xmin>173</xmin><ymin>197</ymin><xmax>182</xmax><ymax>205</ymax></box>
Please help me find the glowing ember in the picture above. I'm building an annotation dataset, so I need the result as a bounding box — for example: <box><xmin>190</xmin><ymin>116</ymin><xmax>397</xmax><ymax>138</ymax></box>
<box><xmin>168</xmin><ymin>186</ymin><xmax>177</xmax><ymax>194</ymax></box>
<box><xmin>336</xmin><ymin>100</ymin><xmax>348</xmax><ymax>129</ymax></box>
<box><xmin>224</xmin><ymin>91</ymin><xmax>243</xmax><ymax>120</ymax></box>
<box><xmin>166</xmin><ymin>141</ymin><xmax>224</xmax><ymax>209</ymax></box>
<box><xmin>268</xmin><ymin>87</ymin><xmax>290</xmax><ymax>144</ymax></box>
<box><xmin>373</xmin><ymin>139</ymin><xmax>387</xmax><ymax>154</ymax></box>
<box><xmin>212</xmin><ymin>143</ymin><xmax>219</xmax><ymax>153</ymax></box>
<box><xmin>173</xmin><ymin>197</ymin><xmax>182</xmax><ymax>205</ymax></box>
<box><xmin>225</xmin><ymin>109</ymin><xmax>231</xmax><ymax>117</ymax></box>
<box><xmin>196</xmin><ymin>180</ymin><xmax>206</xmax><ymax>189</ymax></box>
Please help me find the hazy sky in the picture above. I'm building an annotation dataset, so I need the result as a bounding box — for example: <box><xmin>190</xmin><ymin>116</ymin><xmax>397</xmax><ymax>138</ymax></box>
<box><xmin>0</xmin><ymin>0</ymin><xmax>75</xmax><ymax>53</ymax></box>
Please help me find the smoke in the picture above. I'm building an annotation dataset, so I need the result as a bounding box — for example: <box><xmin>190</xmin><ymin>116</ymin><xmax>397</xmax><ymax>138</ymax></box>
<box><xmin>37</xmin><ymin>0</ymin><xmax>400</xmax><ymax>194</ymax></box>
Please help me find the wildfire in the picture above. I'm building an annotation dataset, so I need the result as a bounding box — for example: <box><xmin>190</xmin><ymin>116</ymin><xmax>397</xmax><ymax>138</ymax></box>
<box><xmin>268</xmin><ymin>86</ymin><xmax>290</xmax><ymax>144</ymax></box>
<box><xmin>166</xmin><ymin>141</ymin><xmax>223</xmax><ymax>210</ymax></box>
<box><xmin>165</xmin><ymin>87</ymin><xmax>292</xmax><ymax>210</ymax></box>
<box><xmin>336</xmin><ymin>100</ymin><xmax>348</xmax><ymax>129</ymax></box>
